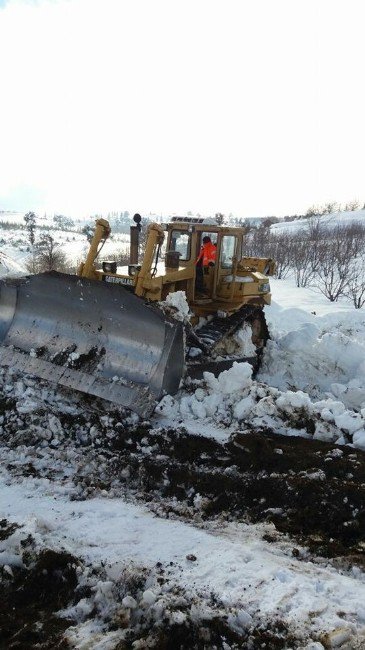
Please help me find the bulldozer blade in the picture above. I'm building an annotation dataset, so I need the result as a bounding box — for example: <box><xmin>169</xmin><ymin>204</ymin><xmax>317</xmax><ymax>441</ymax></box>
<box><xmin>0</xmin><ymin>272</ymin><xmax>185</xmax><ymax>417</ymax></box>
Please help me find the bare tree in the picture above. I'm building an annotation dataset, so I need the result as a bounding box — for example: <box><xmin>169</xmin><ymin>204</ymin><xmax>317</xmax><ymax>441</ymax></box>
<box><xmin>244</xmin><ymin>224</ymin><xmax>271</xmax><ymax>258</ymax></box>
<box><xmin>341</xmin><ymin>221</ymin><xmax>365</xmax><ymax>257</ymax></box>
<box><xmin>344</xmin><ymin>200</ymin><xmax>360</xmax><ymax>212</ymax></box>
<box><xmin>346</xmin><ymin>254</ymin><xmax>365</xmax><ymax>308</ymax></box>
<box><xmin>138</xmin><ymin>217</ymin><xmax>152</xmax><ymax>256</ymax></box>
<box><xmin>268</xmin><ymin>233</ymin><xmax>293</xmax><ymax>279</ymax></box>
<box><xmin>323</xmin><ymin>202</ymin><xmax>340</xmax><ymax>214</ymax></box>
<box><xmin>306</xmin><ymin>202</ymin><xmax>339</xmax><ymax>217</ymax></box>
<box><xmin>306</xmin><ymin>205</ymin><xmax>322</xmax><ymax>218</ymax></box>
<box><xmin>291</xmin><ymin>238</ymin><xmax>318</xmax><ymax>287</ymax></box>
<box><xmin>315</xmin><ymin>226</ymin><xmax>355</xmax><ymax>301</ymax></box>
<box><xmin>286</xmin><ymin>218</ymin><xmax>324</xmax><ymax>287</ymax></box>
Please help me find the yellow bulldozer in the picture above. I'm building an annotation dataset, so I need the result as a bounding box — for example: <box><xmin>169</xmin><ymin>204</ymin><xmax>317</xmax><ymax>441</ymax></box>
<box><xmin>0</xmin><ymin>215</ymin><xmax>274</xmax><ymax>417</ymax></box>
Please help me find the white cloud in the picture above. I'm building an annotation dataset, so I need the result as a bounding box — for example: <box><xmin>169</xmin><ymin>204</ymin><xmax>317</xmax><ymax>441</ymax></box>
<box><xmin>0</xmin><ymin>0</ymin><xmax>364</xmax><ymax>217</ymax></box>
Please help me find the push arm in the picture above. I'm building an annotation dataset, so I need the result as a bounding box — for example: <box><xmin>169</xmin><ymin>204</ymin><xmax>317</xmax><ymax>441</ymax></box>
<box><xmin>78</xmin><ymin>219</ymin><xmax>111</xmax><ymax>279</ymax></box>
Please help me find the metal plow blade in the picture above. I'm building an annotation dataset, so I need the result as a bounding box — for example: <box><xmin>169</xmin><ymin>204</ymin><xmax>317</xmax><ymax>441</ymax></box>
<box><xmin>0</xmin><ymin>272</ymin><xmax>185</xmax><ymax>417</ymax></box>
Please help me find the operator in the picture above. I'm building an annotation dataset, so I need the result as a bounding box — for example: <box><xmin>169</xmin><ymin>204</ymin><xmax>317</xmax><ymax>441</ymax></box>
<box><xmin>196</xmin><ymin>236</ymin><xmax>216</xmax><ymax>267</ymax></box>
<box><xmin>195</xmin><ymin>235</ymin><xmax>216</xmax><ymax>295</ymax></box>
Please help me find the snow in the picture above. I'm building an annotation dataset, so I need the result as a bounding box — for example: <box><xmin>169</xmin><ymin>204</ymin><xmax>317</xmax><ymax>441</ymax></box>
<box><xmin>156</xmin><ymin>284</ymin><xmax>365</xmax><ymax>444</ymax></box>
<box><xmin>0</xmin><ymin>251</ymin><xmax>26</xmax><ymax>277</ymax></box>
<box><xmin>258</xmin><ymin>279</ymin><xmax>365</xmax><ymax>412</ymax></box>
<box><xmin>160</xmin><ymin>290</ymin><xmax>191</xmax><ymax>321</ymax></box>
<box><xmin>1</xmin><ymin>475</ymin><xmax>365</xmax><ymax>645</ymax></box>
<box><xmin>204</xmin><ymin>360</ymin><xmax>253</xmax><ymax>394</ymax></box>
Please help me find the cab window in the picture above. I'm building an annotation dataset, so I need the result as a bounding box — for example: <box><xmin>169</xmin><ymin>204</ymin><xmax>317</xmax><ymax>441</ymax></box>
<box><xmin>220</xmin><ymin>235</ymin><xmax>237</xmax><ymax>268</ymax></box>
<box><xmin>170</xmin><ymin>230</ymin><xmax>191</xmax><ymax>261</ymax></box>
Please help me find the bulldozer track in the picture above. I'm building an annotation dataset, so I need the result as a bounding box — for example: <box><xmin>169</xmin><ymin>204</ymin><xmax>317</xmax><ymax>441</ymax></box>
<box><xmin>187</xmin><ymin>305</ymin><xmax>269</xmax><ymax>378</ymax></box>
<box><xmin>194</xmin><ymin>305</ymin><xmax>266</xmax><ymax>348</ymax></box>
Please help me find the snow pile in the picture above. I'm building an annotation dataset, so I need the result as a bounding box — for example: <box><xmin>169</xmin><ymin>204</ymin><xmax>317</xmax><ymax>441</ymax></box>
<box><xmin>214</xmin><ymin>322</ymin><xmax>257</xmax><ymax>357</ymax></box>
<box><xmin>260</xmin><ymin>307</ymin><xmax>365</xmax><ymax>412</ymax></box>
<box><xmin>157</xmin><ymin>362</ymin><xmax>365</xmax><ymax>450</ymax></box>
<box><xmin>159</xmin><ymin>290</ymin><xmax>190</xmax><ymax>321</ymax></box>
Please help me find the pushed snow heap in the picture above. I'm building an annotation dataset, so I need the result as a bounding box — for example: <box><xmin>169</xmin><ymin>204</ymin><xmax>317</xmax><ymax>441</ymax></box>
<box><xmin>204</xmin><ymin>361</ymin><xmax>253</xmax><ymax>394</ymax></box>
<box><xmin>157</xmin><ymin>361</ymin><xmax>365</xmax><ymax>451</ymax></box>
<box><xmin>260</xmin><ymin>306</ymin><xmax>365</xmax><ymax>412</ymax></box>
<box><xmin>160</xmin><ymin>290</ymin><xmax>191</xmax><ymax>322</ymax></box>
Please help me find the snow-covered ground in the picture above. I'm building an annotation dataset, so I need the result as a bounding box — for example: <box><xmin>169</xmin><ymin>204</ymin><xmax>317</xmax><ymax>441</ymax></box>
<box><xmin>0</xmin><ymin>251</ymin><xmax>26</xmax><ymax>277</ymax></box>
<box><xmin>1</xmin><ymin>267</ymin><xmax>365</xmax><ymax>647</ymax></box>
<box><xmin>2</xmin><ymin>472</ymin><xmax>365</xmax><ymax>649</ymax></box>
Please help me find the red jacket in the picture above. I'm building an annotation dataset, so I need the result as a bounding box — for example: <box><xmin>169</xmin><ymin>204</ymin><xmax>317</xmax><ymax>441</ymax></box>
<box><xmin>196</xmin><ymin>241</ymin><xmax>216</xmax><ymax>266</ymax></box>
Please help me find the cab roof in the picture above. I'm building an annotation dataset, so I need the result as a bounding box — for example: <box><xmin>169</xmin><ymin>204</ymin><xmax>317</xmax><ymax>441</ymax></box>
<box><xmin>170</xmin><ymin>216</ymin><xmax>218</xmax><ymax>225</ymax></box>
<box><xmin>167</xmin><ymin>217</ymin><xmax>245</xmax><ymax>235</ymax></box>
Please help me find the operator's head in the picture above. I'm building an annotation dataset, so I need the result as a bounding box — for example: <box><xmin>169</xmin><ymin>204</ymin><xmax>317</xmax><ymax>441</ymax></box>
<box><xmin>202</xmin><ymin>236</ymin><xmax>211</xmax><ymax>244</ymax></box>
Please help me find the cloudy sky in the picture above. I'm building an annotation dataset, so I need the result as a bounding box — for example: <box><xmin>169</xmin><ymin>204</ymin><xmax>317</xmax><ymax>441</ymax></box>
<box><xmin>0</xmin><ymin>0</ymin><xmax>364</xmax><ymax>218</ymax></box>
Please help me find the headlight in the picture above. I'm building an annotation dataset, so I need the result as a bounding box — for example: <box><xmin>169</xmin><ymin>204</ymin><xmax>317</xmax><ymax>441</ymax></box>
<box><xmin>258</xmin><ymin>282</ymin><xmax>270</xmax><ymax>293</ymax></box>
<box><xmin>128</xmin><ymin>264</ymin><xmax>141</xmax><ymax>276</ymax></box>
<box><xmin>102</xmin><ymin>261</ymin><xmax>117</xmax><ymax>273</ymax></box>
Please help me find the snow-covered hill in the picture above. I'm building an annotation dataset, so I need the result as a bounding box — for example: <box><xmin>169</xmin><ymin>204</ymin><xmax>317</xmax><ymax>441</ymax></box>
<box><xmin>271</xmin><ymin>209</ymin><xmax>365</xmax><ymax>235</ymax></box>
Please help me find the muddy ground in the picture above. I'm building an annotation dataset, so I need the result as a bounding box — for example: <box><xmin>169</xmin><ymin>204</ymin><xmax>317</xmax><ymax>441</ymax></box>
<box><xmin>1</xmin><ymin>399</ymin><xmax>365</xmax><ymax>648</ymax></box>
<box><xmin>100</xmin><ymin>423</ymin><xmax>365</xmax><ymax>561</ymax></box>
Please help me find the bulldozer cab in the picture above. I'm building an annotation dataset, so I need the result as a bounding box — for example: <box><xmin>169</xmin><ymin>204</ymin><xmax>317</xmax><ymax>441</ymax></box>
<box><xmin>167</xmin><ymin>218</ymin><xmax>238</xmax><ymax>266</ymax></box>
<box><xmin>165</xmin><ymin>218</ymin><xmax>251</xmax><ymax>306</ymax></box>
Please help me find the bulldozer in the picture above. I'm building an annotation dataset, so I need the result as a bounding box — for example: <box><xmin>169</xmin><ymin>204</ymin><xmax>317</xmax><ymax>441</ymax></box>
<box><xmin>0</xmin><ymin>215</ymin><xmax>274</xmax><ymax>417</ymax></box>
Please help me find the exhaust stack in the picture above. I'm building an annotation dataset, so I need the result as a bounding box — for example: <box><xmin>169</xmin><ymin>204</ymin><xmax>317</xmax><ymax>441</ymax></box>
<box><xmin>130</xmin><ymin>213</ymin><xmax>142</xmax><ymax>265</ymax></box>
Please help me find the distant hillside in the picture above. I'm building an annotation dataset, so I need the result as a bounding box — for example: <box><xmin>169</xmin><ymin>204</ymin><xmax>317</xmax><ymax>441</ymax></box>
<box><xmin>0</xmin><ymin>211</ymin><xmax>27</xmax><ymax>225</ymax></box>
<box><xmin>270</xmin><ymin>209</ymin><xmax>365</xmax><ymax>234</ymax></box>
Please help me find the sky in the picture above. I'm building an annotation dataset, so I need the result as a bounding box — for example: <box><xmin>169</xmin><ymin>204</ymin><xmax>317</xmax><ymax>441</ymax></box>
<box><xmin>0</xmin><ymin>0</ymin><xmax>364</xmax><ymax>219</ymax></box>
